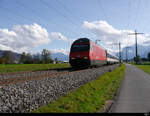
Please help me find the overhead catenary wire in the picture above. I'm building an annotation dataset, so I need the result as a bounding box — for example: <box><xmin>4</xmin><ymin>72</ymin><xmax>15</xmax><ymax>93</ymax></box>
<box><xmin>136</xmin><ymin>0</ymin><xmax>147</xmax><ymax>34</ymax></box>
<box><xmin>45</xmin><ymin>0</ymin><xmax>96</xmax><ymax>39</ymax></box>
<box><xmin>0</xmin><ymin>6</ymin><xmax>37</xmax><ymax>23</ymax></box>
<box><xmin>126</xmin><ymin>0</ymin><xmax>131</xmax><ymax>50</ymax></box>
<box><xmin>97</xmin><ymin>0</ymin><xmax>117</xmax><ymax>52</ymax></box>
<box><xmin>127</xmin><ymin>0</ymin><xmax>131</xmax><ymax>29</ymax></box>
<box><xmin>15</xmin><ymin>0</ymin><xmax>43</xmax><ymax>22</ymax></box>
<box><xmin>39</xmin><ymin>0</ymin><xmax>84</xmax><ymax>36</ymax></box>
<box><xmin>97</xmin><ymin>0</ymin><xmax>108</xmax><ymax>21</ymax></box>
<box><xmin>15</xmin><ymin>0</ymin><xmax>78</xmax><ymax>34</ymax></box>
<box><xmin>125</xmin><ymin>1</ymin><xmax>134</xmax><ymax>57</ymax></box>
<box><xmin>40</xmin><ymin>0</ymin><xmax>78</xmax><ymax>26</ymax></box>
<box><xmin>0</xmin><ymin>6</ymin><xmax>52</xmax><ymax>32</ymax></box>
<box><xmin>15</xmin><ymin>0</ymin><xmax>63</xmax><ymax>31</ymax></box>
<box><xmin>0</xmin><ymin>13</ymin><xmax>23</xmax><ymax>25</ymax></box>
<box><xmin>14</xmin><ymin>0</ymin><xmax>51</xmax><ymax>28</ymax></box>
<box><xmin>140</xmin><ymin>0</ymin><xmax>149</xmax><ymax>33</ymax></box>
<box><xmin>0</xmin><ymin>0</ymin><xmax>81</xmax><ymax>39</ymax></box>
<box><xmin>133</xmin><ymin>0</ymin><xmax>141</xmax><ymax>30</ymax></box>
<box><xmin>55</xmin><ymin>0</ymin><xmax>86</xmax><ymax>28</ymax></box>
<box><xmin>55</xmin><ymin>0</ymin><xmax>80</xmax><ymax>21</ymax></box>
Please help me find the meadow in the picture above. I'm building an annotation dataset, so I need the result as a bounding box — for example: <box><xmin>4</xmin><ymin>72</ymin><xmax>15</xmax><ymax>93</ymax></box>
<box><xmin>131</xmin><ymin>62</ymin><xmax>150</xmax><ymax>75</ymax></box>
<box><xmin>0</xmin><ymin>63</ymin><xmax>71</xmax><ymax>73</ymax></box>
<box><xmin>135</xmin><ymin>65</ymin><xmax>150</xmax><ymax>75</ymax></box>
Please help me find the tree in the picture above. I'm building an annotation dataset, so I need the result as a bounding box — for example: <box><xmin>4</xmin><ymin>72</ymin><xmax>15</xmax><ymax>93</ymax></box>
<box><xmin>24</xmin><ymin>53</ymin><xmax>33</xmax><ymax>64</ymax></box>
<box><xmin>0</xmin><ymin>57</ymin><xmax>6</xmax><ymax>64</ymax></box>
<box><xmin>141</xmin><ymin>58</ymin><xmax>148</xmax><ymax>62</ymax></box>
<box><xmin>33</xmin><ymin>53</ymin><xmax>41</xmax><ymax>64</ymax></box>
<box><xmin>49</xmin><ymin>58</ymin><xmax>53</xmax><ymax>63</ymax></box>
<box><xmin>41</xmin><ymin>49</ymin><xmax>52</xmax><ymax>64</ymax></box>
<box><xmin>147</xmin><ymin>52</ymin><xmax>150</xmax><ymax>61</ymax></box>
<box><xmin>19</xmin><ymin>52</ymin><xmax>26</xmax><ymax>64</ymax></box>
<box><xmin>54</xmin><ymin>58</ymin><xmax>59</xmax><ymax>64</ymax></box>
<box><xmin>3</xmin><ymin>51</ymin><xmax>13</xmax><ymax>64</ymax></box>
<box><xmin>133</xmin><ymin>55</ymin><xmax>141</xmax><ymax>64</ymax></box>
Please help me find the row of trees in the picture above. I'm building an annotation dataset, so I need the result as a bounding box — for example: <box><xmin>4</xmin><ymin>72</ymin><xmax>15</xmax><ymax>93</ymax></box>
<box><xmin>19</xmin><ymin>49</ymin><xmax>53</xmax><ymax>64</ymax></box>
<box><xmin>133</xmin><ymin>52</ymin><xmax>150</xmax><ymax>63</ymax></box>
<box><xmin>1</xmin><ymin>49</ymin><xmax>150</xmax><ymax>64</ymax></box>
<box><xmin>0</xmin><ymin>49</ymin><xmax>59</xmax><ymax>64</ymax></box>
<box><xmin>148</xmin><ymin>52</ymin><xmax>150</xmax><ymax>61</ymax></box>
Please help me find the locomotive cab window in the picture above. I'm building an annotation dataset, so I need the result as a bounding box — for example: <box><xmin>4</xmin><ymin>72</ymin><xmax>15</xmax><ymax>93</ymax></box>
<box><xmin>71</xmin><ymin>44</ymin><xmax>89</xmax><ymax>52</ymax></box>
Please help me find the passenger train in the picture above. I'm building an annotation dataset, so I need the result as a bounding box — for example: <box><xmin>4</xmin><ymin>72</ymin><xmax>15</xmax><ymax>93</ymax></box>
<box><xmin>69</xmin><ymin>38</ymin><xmax>119</xmax><ymax>68</ymax></box>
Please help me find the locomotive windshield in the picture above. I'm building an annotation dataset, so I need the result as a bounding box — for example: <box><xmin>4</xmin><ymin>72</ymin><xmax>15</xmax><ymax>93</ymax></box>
<box><xmin>71</xmin><ymin>44</ymin><xmax>89</xmax><ymax>52</ymax></box>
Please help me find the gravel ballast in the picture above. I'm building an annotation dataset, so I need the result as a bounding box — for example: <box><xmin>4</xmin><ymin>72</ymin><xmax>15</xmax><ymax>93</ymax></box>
<box><xmin>0</xmin><ymin>64</ymin><xmax>119</xmax><ymax>113</ymax></box>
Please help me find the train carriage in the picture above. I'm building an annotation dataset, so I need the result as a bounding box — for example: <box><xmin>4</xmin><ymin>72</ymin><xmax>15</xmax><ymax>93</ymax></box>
<box><xmin>106</xmin><ymin>51</ymin><xmax>119</xmax><ymax>64</ymax></box>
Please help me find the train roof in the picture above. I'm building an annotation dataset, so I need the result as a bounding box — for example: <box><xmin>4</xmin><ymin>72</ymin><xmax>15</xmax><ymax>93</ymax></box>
<box><xmin>73</xmin><ymin>38</ymin><xmax>106</xmax><ymax>50</ymax></box>
<box><xmin>106</xmin><ymin>51</ymin><xmax>119</xmax><ymax>58</ymax></box>
<box><xmin>73</xmin><ymin>38</ymin><xmax>90</xmax><ymax>44</ymax></box>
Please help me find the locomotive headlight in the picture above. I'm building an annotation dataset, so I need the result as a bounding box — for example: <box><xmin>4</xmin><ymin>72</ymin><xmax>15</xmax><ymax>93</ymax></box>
<box><xmin>84</xmin><ymin>57</ymin><xmax>88</xmax><ymax>59</ymax></box>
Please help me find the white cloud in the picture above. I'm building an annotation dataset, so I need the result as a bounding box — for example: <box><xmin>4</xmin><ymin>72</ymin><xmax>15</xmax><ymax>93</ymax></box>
<box><xmin>50</xmin><ymin>48</ymin><xmax>70</xmax><ymax>55</ymax></box>
<box><xmin>0</xmin><ymin>23</ymin><xmax>50</xmax><ymax>53</ymax></box>
<box><xmin>49</xmin><ymin>32</ymin><xmax>67</xmax><ymax>41</ymax></box>
<box><xmin>0</xmin><ymin>23</ymin><xmax>70</xmax><ymax>53</ymax></box>
<box><xmin>0</xmin><ymin>44</ymin><xmax>14</xmax><ymax>51</ymax></box>
<box><xmin>82</xmin><ymin>20</ymin><xmax>150</xmax><ymax>53</ymax></box>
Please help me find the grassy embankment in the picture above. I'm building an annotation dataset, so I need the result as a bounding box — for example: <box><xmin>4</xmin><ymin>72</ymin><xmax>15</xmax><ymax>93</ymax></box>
<box><xmin>132</xmin><ymin>62</ymin><xmax>150</xmax><ymax>75</ymax></box>
<box><xmin>0</xmin><ymin>63</ymin><xmax>71</xmax><ymax>73</ymax></box>
<box><xmin>32</xmin><ymin>64</ymin><xmax>126</xmax><ymax>113</ymax></box>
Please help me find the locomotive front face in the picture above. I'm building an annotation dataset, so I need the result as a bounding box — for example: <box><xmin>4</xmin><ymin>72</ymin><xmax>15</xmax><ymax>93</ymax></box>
<box><xmin>69</xmin><ymin>38</ymin><xmax>91</xmax><ymax>68</ymax></box>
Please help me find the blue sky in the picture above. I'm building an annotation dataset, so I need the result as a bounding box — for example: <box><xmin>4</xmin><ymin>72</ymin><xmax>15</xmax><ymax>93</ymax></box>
<box><xmin>0</xmin><ymin>0</ymin><xmax>150</xmax><ymax>55</ymax></box>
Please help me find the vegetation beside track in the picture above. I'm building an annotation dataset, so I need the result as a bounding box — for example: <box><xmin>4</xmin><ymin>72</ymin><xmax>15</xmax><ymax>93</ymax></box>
<box><xmin>136</xmin><ymin>65</ymin><xmax>150</xmax><ymax>75</ymax></box>
<box><xmin>32</xmin><ymin>64</ymin><xmax>125</xmax><ymax>113</ymax></box>
<box><xmin>130</xmin><ymin>62</ymin><xmax>150</xmax><ymax>75</ymax></box>
<box><xmin>134</xmin><ymin>65</ymin><xmax>150</xmax><ymax>75</ymax></box>
<box><xmin>0</xmin><ymin>63</ymin><xmax>71</xmax><ymax>73</ymax></box>
<box><xmin>129</xmin><ymin>62</ymin><xmax>150</xmax><ymax>65</ymax></box>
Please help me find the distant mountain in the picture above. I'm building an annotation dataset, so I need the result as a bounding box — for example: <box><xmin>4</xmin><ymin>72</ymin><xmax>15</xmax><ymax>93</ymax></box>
<box><xmin>115</xmin><ymin>44</ymin><xmax>150</xmax><ymax>60</ymax></box>
<box><xmin>0</xmin><ymin>50</ymin><xmax>69</xmax><ymax>62</ymax></box>
<box><xmin>0</xmin><ymin>50</ymin><xmax>21</xmax><ymax>61</ymax></box>
<box><xmin>51</xmin><ymin>53</ymin><xmax>69</xmax><ymax>61</ymax></box>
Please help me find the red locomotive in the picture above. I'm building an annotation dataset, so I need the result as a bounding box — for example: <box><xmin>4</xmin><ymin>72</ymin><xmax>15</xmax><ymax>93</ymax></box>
<box><xmin>69</xmin><ymin>38</ymin><xmax>119</xmax><ymax>68</ymax></box>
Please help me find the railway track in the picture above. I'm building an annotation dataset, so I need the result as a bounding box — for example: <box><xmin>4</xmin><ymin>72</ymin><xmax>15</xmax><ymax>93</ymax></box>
<box><xmin>0</xmin><ymin>67</ymin><xmax>88</xmax><ymax>86</ymax></box>
<box><xmin>0</xmin><ymin>68</ymin><xmax>72</xmax><ymax>86</ymax></box>
<box><xmin>0</xmin><ymin>71</ymin><xmax>69</xmax><ymax>86</ymax></box>
<box><xmin>0</xmin><ymin>64</ymin><xmax>117</xmax><ymax>86</ymax></box>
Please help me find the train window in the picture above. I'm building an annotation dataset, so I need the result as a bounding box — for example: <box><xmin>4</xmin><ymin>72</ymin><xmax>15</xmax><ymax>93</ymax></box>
<box><xmin>107</xmin><ymin>53</ymin><xmax>118</xmax><ymax>60</ymax></box>
<box><xmin>71</xmin><ymin>44</ymin><xmax>89</xmax><ymax>52</ymax></box>
<box><xmin>73</xmin><ymin>44</ymin><xmax>88</xmax><ymax>48</ymax></box>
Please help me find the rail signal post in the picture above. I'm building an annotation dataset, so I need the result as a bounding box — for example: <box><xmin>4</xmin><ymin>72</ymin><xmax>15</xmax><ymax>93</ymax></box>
<box><xmin>128</xmin><ymin>30</ymin><xmax>144</xmax><ymax>64</ymax></box>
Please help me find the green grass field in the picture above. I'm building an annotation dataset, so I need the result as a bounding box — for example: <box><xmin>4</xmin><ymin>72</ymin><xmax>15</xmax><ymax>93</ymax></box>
<box><xmin>129</xmin><ymin>62</ymin><xmax>150</xmax><ymax>65</ymax></box>
<box><xmin>130</xmin><ymin>62</ymin><xmax>150</xmax><ymax>75</ymax></box>
<box><xmin>135</xmin><ymin>65</ymin><xmax>150</xmax><ymax>75</ymax></box>
<box><xmin>32</xmin><ymin>64</ymin><xmax>126</xmax><ymax>113</ymax></box>
<box><xmin>0</xmin><ymin>63</ymin><xmax>71</xmax><ymax>73</ymax></box>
